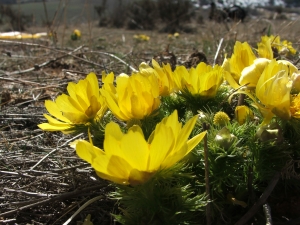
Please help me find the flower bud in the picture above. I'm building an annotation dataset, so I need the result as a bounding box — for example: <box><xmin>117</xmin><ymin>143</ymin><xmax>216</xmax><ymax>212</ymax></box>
<box><xmin>213</xmin><ymin>112</ymin><xmax>230</xmax><ymax>126</ymax></box>
<box><xmin>235</xmin><ymin>105</ymin><xmax>254</xmax><ymax>125</ymax></box>
<box><xmin>256</xmin><ymin>122</ymin><xmax>283</xmax><ymax>143</ymax></box>
<box><xmin>214</xmin><ymin>127</ymin><xmax>237</xmax><ymax>150</ymax></box>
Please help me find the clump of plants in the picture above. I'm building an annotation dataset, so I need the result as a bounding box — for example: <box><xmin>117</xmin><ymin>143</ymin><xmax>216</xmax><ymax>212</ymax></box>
<box><xmin>39</xmin><ymin>34</ymin><xmax>300</xmax><ymax>224</ymax></box>
<box><xmin>94</xmin><ymin>0</ymin><xmax>195</xmax><ymax>32</ymax></box>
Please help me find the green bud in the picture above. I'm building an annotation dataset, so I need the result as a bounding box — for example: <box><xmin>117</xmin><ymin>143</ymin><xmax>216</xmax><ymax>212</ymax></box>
<box><xmin>214</xmin><ymin>127</ymin><xmax>237</xmax><ymax>150</ymax></box>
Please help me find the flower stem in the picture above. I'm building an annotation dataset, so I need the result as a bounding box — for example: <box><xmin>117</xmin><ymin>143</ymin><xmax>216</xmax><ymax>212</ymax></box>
<box><xmin>203</xmin><ymin>122</ymin><xmax>211</xmax><ymax>225</ymax></box>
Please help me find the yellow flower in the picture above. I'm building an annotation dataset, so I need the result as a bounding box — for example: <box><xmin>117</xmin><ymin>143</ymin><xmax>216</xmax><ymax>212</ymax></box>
<box><xmin>71</xmin><ymin>29</ymin><xmax>81</xmax><ymax>40</ymax></box>
<box><xmin>101</xmin><ymin>71</ymin><xmax>116</xmax><ymax>93</ymax></box>
<box><xmin>257</xmin><ymin>35</ymin><xmax>274</xmax><ymax>59</ymax></box>
<box><xmin>291</xmin><ymin>73</ymin><xmax>300</xmax><ymax>94</ymax></box>
<box><xmin>74</xmin><ymin>110</ymin><xmax>207</xmax><ymax>186</ymax></box>
<box><xmin>238</xmin><ymin>58</ymin><xmax>298</xmax><ymax>90</ymax></box>
<box><xmin>100</xmin><ymin>72</ymin><xmax>160</xmax><ymax>121</ymax></box>
<box><xmin>74</xmin><ymin>29</ymin><xmax>81</xmax><ymax>37</ymax></box>
<box><xmin>239</xmin><ymin>58</ymin><xmax>271</xmax><ymax>88</ymax></box>
<box><xmin>290</xmin><ymin>94</ymin><xmax>300</xmax><ymax>118</ymax></box>
<box><xmin>281</xmin><ymin>40</ymin><xmax>296</xmax><ymax>55</ymax></box>
<box><xmin>235</xmin><ymin>105</ymin><xmax>254</xmax><ymax>125</ymax></box>
<box><xmin>173</xmin><ymin>62</ymin><xmax>224</xmax><ymax>98</ymax></box>
<box><xmin>255</xmin><ymin>59</ymin><xmax>292</xmax><ymax>124</ymax></box>
<box><xmin>139</xmin><ymin>59</ymin><xmax>176</xmax><ymax>96</ymax></box>
<box><xmin>174</xmin><ymin>32</ymin><xmax>180</xmax><ymax>38</ymax></box>
<box><xmin>133</xmin><ymin>34</ymin><xmax>150</xmax><ymax>41</ymax></box>
<box><xmin>168</xmin><ymin>33</ymin><xmax>180</xmax><ymax>40</ymax></box>
<box><xmin>38</xmin><ymin>73</ymin><xmax>107</xmax><ymax>132</ymax></box>
<box><xmin>271</xmin><ymin>35</ymin><xmax>296</xmax><ymax>56</ymax></box>
<box><xmin>258</xmin><ymin>35</ymin><xmax>297</xmax><ymax>58</ymax></box>
<box><xmin>223</xmin><ymin>41</ymin><xmax>256</xmax><ymax>86</ymax></box>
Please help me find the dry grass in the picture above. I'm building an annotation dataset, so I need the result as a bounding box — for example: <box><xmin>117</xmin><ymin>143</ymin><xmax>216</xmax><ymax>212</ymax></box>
<box><xmin>1</xmin><ymin>12</ymin><xmax>300</xmax><ymax>224</ymax></box>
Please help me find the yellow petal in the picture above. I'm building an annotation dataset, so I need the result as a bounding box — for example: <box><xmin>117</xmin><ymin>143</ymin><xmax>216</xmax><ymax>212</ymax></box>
<box><xmin>75</xmin><ymin>140</ymin><xmax>105</xmax><ymax>164</ymax></box>
<box><xmin>187</xmin><ymin>131</ymin><xmax>207</xmax><ymax>152</ymax></box>
<box><xmin>56</xmin><ymin>94</ymin><xmax>84</xmax><ymax>115</ymax></box>
<box><xmin>239</xmin><ymin>58</ymin><xmax>270</xmax><ymax>88</ymax></box>
<box><xmin>175</xmin><ymin>115</ymin><xmax>198</xmax><ymax>153</ymax></box>
<box><xmin>121</xmin><ymin>126</ymin><xmax>149</xmax><ymax>170</ymax></box>
<box><xmin>101</xmin><ymin>89</ymin><xmax>130</xmax><ymax>121</ymax></box>
<box><xmin>94</xmin><ymin>155</ymin><xmax>132</xmax><ymax>185</ymax></box>
<box><xmin>224</xmin><ymin>71</ymin><xmax>240</xmax><ymax>89</ymax></box>
<box><xmin>235</xmin><ymin>105</ymin><xmax>254</xmax><ymax>125</ymax></box>
<box><xmin>45</xmin><ymin>100</ymin><xmax>70</xmax><ymax>123</ymax></box>
<box><xmin>148</xmin><ymin>125</ymin><xmax>174</xmax><ymax>170</ymax></box>
<box><xmin>38</xmin><ymin>122</ymin><xmax>71</xmax><ymax>131</ymax></box>
<box><xmin>86</xmin><ymin>72</ymin><xmax>100</xmax><ymax>98</ymax></box>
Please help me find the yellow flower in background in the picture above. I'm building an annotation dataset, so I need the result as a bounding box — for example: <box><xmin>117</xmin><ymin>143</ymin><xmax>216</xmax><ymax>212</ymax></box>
<box><xmin>174</xmin><ymin>62</ymin><xmax>224</xmax><ymax>99</ymax></box>
<box><xmin>257</xmin><ymin>35</ymin><xmax>297</xmax><ymax>58</ymax></box>
<box><xmin>257</xmin><ymin>35</ymin><xmax>274</xmax><ymax>59</ymax></box>
<box><xmin>38</xmin><ymin>73</ymin><xmax>107</xmax><ymax>132</ymax></box>
<box><xmin>235</xmin><ymin>105</ymin><xmax>254</xmax><ymax>125</ymax></box>
<box><xmin>281</xmin><ymin>40</ymin><xmax>297</xmax><ymax>55</ymax></box>
<box><xmin>74</xmin><ymin>29</ymin><xmax>81</xmax><ymax>37</ymax></box>
<box><xmin>239</xmin><ymin>58</ymin><xmax>271</xmax><ymax>88</ymax></box>
<box><xmin>290</xmin><ymin>94</ymin><xmax>300</xmax><ymax>118</ymax></box>
<box><xmin>255</xmin><ymin>59</ymin><xmax>292</xmax><ymax>124</ymax></box>
<box><xmin>139</xmin><ymin>59</ymin><xmax>176</xmax><ymax>96</ymax></box>
<box><xmin>100</xmin><ymin>72</ymin><xmax>160</xmax><ymax>121</ymax></box>
<box><xmin>74</xmin><ymin>110</ymin><xmax>207</xmax><ymax>186</ymax></box>
<box><xmin>71</xmin><ymin>29</ymin><xmax>81</xmax><ymax>41</ymax></box>
<box><xmin>223</xmin><ymin>41</ymin><xmax>256</xmax><ymax>86</ymax></box>
<box><xmin>133</xmin><ymin>34</ymin><xmax>150</xmax><ymax>41</ymax></box>
<box><xmin>168</xmin><ymin>33</ymin><xmax>180</xmax><ymax>40</ymax></box>
<box><xmin>272</xmin><ymin>35</ymin><xmax>296</xmax><ymax>56</ymax></box>
<box><xmin>174</xmin><ymin>32</ymin><xmax>180</xmax><ymax>38</ymax></box>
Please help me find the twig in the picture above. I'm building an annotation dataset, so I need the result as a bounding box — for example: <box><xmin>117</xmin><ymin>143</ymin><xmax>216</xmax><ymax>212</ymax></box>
<box><xmin>0</xmin><ymin>184</ymin><xmax>107</xmax><ymax>217</ymax></box>
<box><xmin>0</xmin><ymin>135</ymin><xmax>38</xmax><ymax>144</ymax></box>
<box><xmin>275</xmin><ymin>217</ymin><xmax>300</xmax><ymax>225</ymax></box>
<box><xmin>213</xmin><ymin>38</ymin><xmax>223</xmax><ymax>67</ymax></box>
<box><xmin>29</xmin><ymin>133</ymin><xmax>83</xmax><ymax>170</ymax></box>
<box><xmin>50</xmin><ymin>163</ymin><xmax>89</xmax><ymax>173</ymax></box>
<box><xmin>0</xmin><ymin>76</ymin><xmax>48</xmax><ymax>86</ymax></box>
<box><xmin>6</xmin><ymin>45</ymin><xmax>84</xmax><ymax>76</ymax></box>
<box><xmin>0</xmin><ymin>170</ymin><xmax>35</xmax><ymax>178</ymax></box>
<box><xmin>90</xmin><ymin>51</ymin><xmax>138</xmax><ymax>72</ymax></box>
<box><xmin>237</xmin><ymin>94</ymin><xmax>245</xmax><ymax>106</ymax></box>
<box><xmin>0</xmin><ymin>41</ymin><xmax>104</xmax><ymax>76</ymax></box>
<box><xmin>235</xmin><ymin>171</ymin><xmax>281</xmax><ymax>225</ymax></box>
<box><xmin>63</xmin><ymin>195</ymin><xmax>103</xmax><ymax>225</ymax></box>
<box><xmin>0</xmin><ymin>219</ymin><xmax>17</xmax><ymax>223</ymax></box>
<box><xmin>62</xmin><ymin>69</ymin><xmax>89</xmax><ymax>75</ymax></box>
<box><xmin>4</xmin><ymin>188</ymin><xmax>58</xmax><ymax>198</ymax></box>
<box><xmin>23</xmin><ymin>169</ymin><xmax>59</xmax><ymax>176</ymax></box>
<box><xmin>263</xmin><ymin>203</ymin><xmax>272</xmax><ymax>225</ymax></box>
<box><xmin>0</xmin><ymin>198</ymin><xmax>42</xmax><ymax>207</ymax></box>
<box><xmin>52</xmin><ymin>201</ymin><xmax>85</xmax><ymax>225</ymax></box>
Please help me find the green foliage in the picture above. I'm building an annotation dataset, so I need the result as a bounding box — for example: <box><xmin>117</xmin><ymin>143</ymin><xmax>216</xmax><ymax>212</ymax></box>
<box><xmin>110</xmin><ymin>163</ymin><xmax>207</xmax><ymax>225</ymax></box>
<box><xmin>176</xmin><ymin>84</ymin><xmax>231</xmax><ymax>115</ymax></box>
<box><xmin>160</xmin><ymin>94</ymin><xmax>188</xmax><ymax>119</ymax></box>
